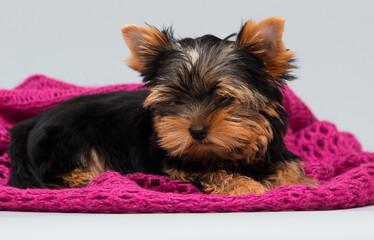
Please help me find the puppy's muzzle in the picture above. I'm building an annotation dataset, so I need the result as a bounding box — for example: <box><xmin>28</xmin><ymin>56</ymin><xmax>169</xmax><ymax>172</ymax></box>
<box><xmin>188</xmin><ymin>124</ymin><xmax>209</xmax><ymax>140</ymax></box>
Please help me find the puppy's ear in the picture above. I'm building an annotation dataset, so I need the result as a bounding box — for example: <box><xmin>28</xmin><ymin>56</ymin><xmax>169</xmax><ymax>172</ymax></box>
<box><xmin>121</xmin><ymin>24</ymin><xmax>172</xmax><ymax>72</ymax></box>
<box><xmin>236</xmin><ymin>17</ymin><xmax>295</xmax><ymax>79</ymax></box>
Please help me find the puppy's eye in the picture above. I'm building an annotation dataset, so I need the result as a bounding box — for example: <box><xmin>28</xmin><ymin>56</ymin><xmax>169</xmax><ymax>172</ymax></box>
<box><xmin>169</xmin><ymin>100</ymin><xmax>183</xmax><ymax>106</ymax></box>
<box><xmin>216</xmin><ymin>96</ymin><xmax>235</xmax><ymax>107</ymax></box>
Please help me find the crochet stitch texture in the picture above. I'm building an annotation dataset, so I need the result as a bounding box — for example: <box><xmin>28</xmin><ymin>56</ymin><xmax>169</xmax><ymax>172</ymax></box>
<box><xmin>0</xmin><ymin>74</ymin><xmax>373</xmax><ymax>212</ymax></box>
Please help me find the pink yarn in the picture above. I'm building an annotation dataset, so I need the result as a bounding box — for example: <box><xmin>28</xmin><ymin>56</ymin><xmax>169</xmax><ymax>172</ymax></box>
<box><xmin>0</xmin><ymin>74</ymin><xmax>373</xmax><ymax>212</ymax></box>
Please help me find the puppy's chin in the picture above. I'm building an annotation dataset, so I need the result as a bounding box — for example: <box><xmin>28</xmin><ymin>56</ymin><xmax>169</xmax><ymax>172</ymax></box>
<box><xmin>172</xmin><ymin>138</ymin><xmax>242</xmax><ymax>163</ymax></box>
<box><xmin>179</xmin><ymin>141</ymin><xmax>223</xmax><ymax>161</ymax></box>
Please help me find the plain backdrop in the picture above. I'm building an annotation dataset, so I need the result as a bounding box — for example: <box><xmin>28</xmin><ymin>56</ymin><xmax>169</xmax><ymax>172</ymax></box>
<box><xmin>0</xmin><ymin>1</ymin><xmax>373</xmax><ymax>239</ymax></box>
<box><xmin>0</xmin><ymin>0</ymin><xmax>373</xmax><ymax>150</ymax></box>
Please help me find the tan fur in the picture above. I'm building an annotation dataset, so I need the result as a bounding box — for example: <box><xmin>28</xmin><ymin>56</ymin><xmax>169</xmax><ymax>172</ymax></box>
<box><xmin>236</xmin><ymin>17</ymin><xmax>295</xmax><ymax>79</ymax></box>
<box><xmin>205</xmin><ymin>107</ymin><xmax>273</xmax><ymax>161</ymax></box>
<box><xmin>165</xmin><ymin>162</ymin><xmax>317</xmax><ymax>196</ymax></box>
<box><xmin>216</xmin><ymin>77</ymin><xmax>268</xmax><ymax>109</ymax></box>
<box><xmin>143</xmin><ymin>85</ymin><xmax>178</xmax><ymax>108</ymax></box>
<box><xmin>201</xmin><ymin>170</ymin><xmax>266</xmax><ymax>195</ymax></box>
<box><xmin>154</xmin><ymin>103</ymin><xmax>273</xmax><ymax>163</ymax></box>
<box><xmin>60</xmin><ymin>168</ymin><xmax>99</xmax><ymax>188</ymax></box>
<box><xmin>60</xmin><ymin>149</ymin><xmax>107</xmax><ymax>188</ymax></box>
<box><xmin>164</xmin><ymin>168</ymin><xmax>203</xmax><ymax>183</ymax></box>
<box><xmin>188</xmin><ymin>49</ymin><xmax>200</xmax><ymax>65</ymax></box>
<box><xmin>154</xmin><ymin>116</ymin><xmax>192</xmax><ymax>158</ymax></box>
<box><xmin>120</xmin><ymin>20</ymin><xmax>315</xmax><ymax>197</ymax></box>
<box><xmin>259</xmin><ymin>102</ymin><xmax>283</xmax><ymax>119</ymax></box>
<box><xmin>264</xmin><ymin>161</ymin><xmax>318</xmax><ymax>189</ymax></box>
<box><xmin>164</xmin><ymin>168</ymin><xmax>266</xmax><ymax>196</ymax></box>
<box><xmin>121</xmin><ymin>24</ymin><xmax>171</xmax><ymax>72</ymax></box>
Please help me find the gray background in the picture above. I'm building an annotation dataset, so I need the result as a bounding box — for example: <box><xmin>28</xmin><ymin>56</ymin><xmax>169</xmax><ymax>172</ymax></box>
<box><xmin>0</xmin><ymin>1</ymin><xmax>373</xmax><ymax>239</ymax></box>
<box><xmin>1</xmin><ymin>0</ymin><xmax>373</xmax><ymax>150</ymax></box>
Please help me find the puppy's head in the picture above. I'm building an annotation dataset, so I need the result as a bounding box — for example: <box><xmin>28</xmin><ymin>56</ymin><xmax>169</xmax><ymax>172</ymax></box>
<box><xmin>121</xmin><ymin>17</ymin><xmax>295</xmax><ymax>163</ymax></box>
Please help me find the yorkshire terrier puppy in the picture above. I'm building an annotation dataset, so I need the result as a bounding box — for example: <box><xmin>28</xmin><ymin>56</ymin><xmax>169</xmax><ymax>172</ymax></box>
<box><xmin>7</xmin><ymin>17</ymin><xmax>317</xmax><ymax>195</ymax></box>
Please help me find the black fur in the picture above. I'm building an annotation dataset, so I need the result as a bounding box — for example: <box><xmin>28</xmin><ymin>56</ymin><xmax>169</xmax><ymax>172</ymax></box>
<box><xmin>7</xmin><ymin>90</ymin><xmax>165</xmax><ymax>188</ymax></box>
<box><xmin>7</xmin><ymin>24</ymin><xmax>300</xmax><ymax>190</ymax></box>
<box><xmin>7</xmin><ymin>88</ymin><xmax>297</xmax><ymax>188</ymax></box>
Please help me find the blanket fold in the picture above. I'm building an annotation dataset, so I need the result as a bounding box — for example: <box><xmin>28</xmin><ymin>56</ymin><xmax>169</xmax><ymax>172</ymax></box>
<box><xmin>0</xmin><ymin>74</ymin><xmax>373</xmax><ymax>212</ymax></box>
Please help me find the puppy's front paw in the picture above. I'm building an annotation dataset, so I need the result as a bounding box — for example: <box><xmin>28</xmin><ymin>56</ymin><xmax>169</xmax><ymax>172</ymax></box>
<box><xmin>201</xmin><ymin>171</ymin><xmax>267</xmax><ymax>196</ymax></box>
<box><xmin>264</xmin><ymin>161</ymin><xmax>318</xmax><ymax>189</ymax></box>
<box><xmin>224</xmin><ymin>179</ymin><xmax>267</xmax><ymax>196</ymax></box>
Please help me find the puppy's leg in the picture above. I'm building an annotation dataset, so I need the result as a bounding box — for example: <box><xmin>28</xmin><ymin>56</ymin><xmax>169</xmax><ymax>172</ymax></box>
<box><xmin>164</xmin><ymin>168</ymin><xmax>266</xmax><ymax>196</ymax></box>
<box><xmin>51</xmin><ymin>148</ymin><xmax>107</xmax><ymax>188</ymax></box>
<box><xmin>59</xmin><ymin>168</ymin><xmax>99</xmax><ymax>188</ymax></box>
<box><xmin>263</xmin><ymin>160</ymin><xmax>317</xmax><ymax>190</ymax></box>
<box><xmin>201</xmin><ymin>170</ymin><xmax>267</xmax><ymax>196</ymax></box>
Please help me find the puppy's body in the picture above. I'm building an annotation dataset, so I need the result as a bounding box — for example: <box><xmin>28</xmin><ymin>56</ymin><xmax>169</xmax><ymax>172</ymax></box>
<box><xmin>7</xmin><ymin>90</ymin><xmax>163</xmax><ymax>188</ymax></box>
<box><xmin>7</xmin><ymin>17</ymin><xmax>317</xmax><ymax>195</ymax></box>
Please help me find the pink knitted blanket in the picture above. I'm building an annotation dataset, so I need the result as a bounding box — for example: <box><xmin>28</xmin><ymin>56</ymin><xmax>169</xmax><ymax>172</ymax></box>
<box><xmin>0</xmin><ymin>74</ymin><xmax>373</xmax><ymax>213</ymax></box>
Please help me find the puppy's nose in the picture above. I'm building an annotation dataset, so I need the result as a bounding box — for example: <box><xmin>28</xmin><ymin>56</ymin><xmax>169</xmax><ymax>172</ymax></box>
<box><xmin>189</xmin><ymin>125</ymin><xmax>208</xmax><ymax>140</ymax></box>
